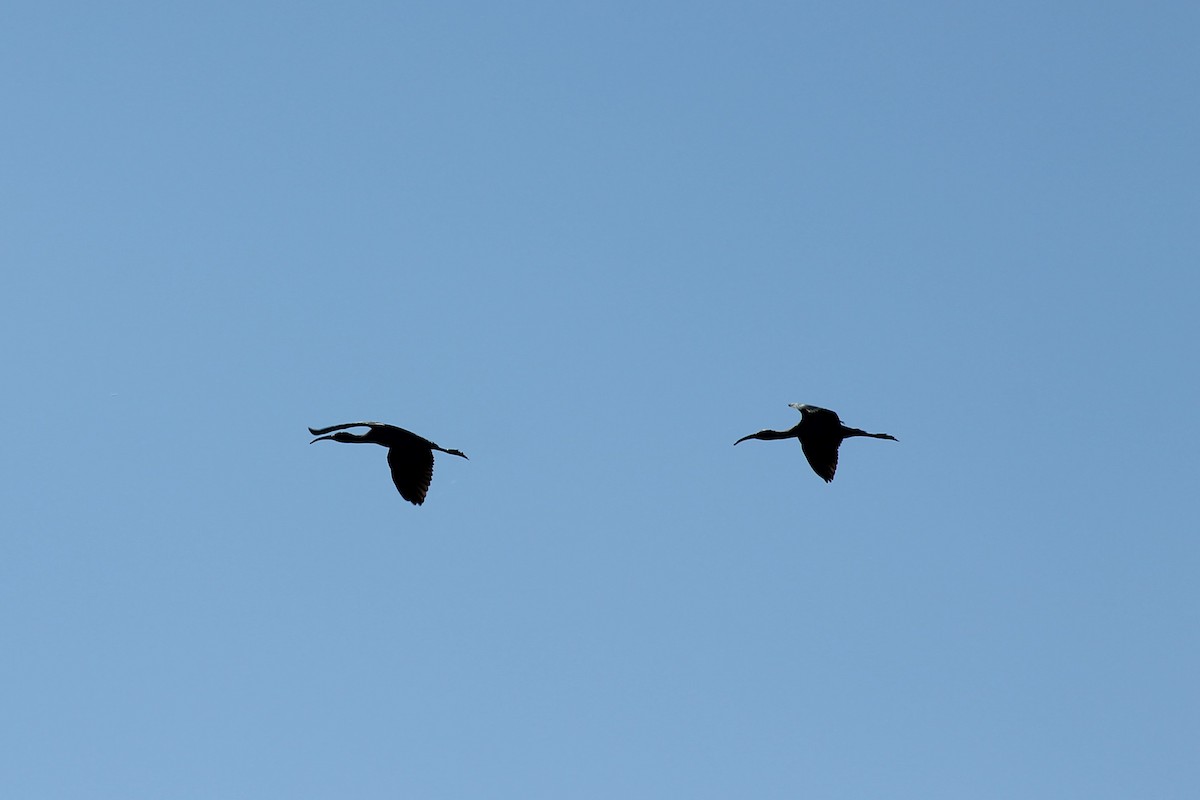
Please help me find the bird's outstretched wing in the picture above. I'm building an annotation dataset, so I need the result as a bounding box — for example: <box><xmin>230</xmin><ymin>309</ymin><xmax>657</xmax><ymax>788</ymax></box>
<box><xmin>308</xmin><ymin>421</ymin><xmax>390</xmax><ymax>436</ymax></box>
<box><xmin>387</xmin><ymin>442</ymin><xmax>435</xmax><ymax>505</ymax></box>
<box><xmin>800</xmin><ymin>439</ymin><xmax>838</xmax><ymax>483</ymax></box>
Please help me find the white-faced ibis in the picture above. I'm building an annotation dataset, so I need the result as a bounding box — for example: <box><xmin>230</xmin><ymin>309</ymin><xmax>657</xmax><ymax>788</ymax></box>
<box><xmin>309</xmin><ymin>421</ymin><xmax>468</xmax><ymax>505</ymax></box>
<box><xmin>735</xmin><ymin>403</ymin><xmax>896</xmax><ymax>482</ymax></box>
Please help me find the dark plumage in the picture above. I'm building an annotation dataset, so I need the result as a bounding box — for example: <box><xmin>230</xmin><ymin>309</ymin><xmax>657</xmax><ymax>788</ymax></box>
<box><xmin>309</xmin><ymin>421</ymin><xmax>467</xmax><ymax>505</ymax></box>
<box><xmin>734</xmin><ymin>403</ymin><xmax>896</xmax><ymax>482</ymax></box>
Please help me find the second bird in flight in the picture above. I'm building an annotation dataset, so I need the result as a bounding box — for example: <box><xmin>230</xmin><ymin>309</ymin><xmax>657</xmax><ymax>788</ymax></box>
<box><xmin>309</xmin><ymin>421</ymin><xmax>468</xmax><ymax>505</ymax></box>
<box><xmin>735</xmin><ymin>403</ymin><xmax>897</xmax><ymax>482</ymax></box>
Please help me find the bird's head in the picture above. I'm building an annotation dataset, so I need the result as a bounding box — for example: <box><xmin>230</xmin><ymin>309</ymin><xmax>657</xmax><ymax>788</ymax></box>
<box><xmin>310</xmin><ymin>431</ymin><xmax>362</xmax><ymax>444</ymax></box>
<box><xmin>788</xmin><ymin>403</ymin><xmax>812</xmax><ymax>414</ymax></box>
<box><xmin>443</xmin><ymin>448</ymin><xmax>469</xmax><ymax>460</ymax></box>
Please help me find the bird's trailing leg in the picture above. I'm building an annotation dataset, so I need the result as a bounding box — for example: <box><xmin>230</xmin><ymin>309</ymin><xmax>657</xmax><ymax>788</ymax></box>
<box><xmin>841</xmin><ymin>426</ymin><xmax>898</xmax><ymax>441</ymax></box>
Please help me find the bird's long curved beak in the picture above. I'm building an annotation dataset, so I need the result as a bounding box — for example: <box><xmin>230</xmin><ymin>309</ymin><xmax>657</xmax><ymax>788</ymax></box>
<box><xmin>310</xmin><ymin>435</ymin><xmax>333</xmax><ymax>444</ymax></box>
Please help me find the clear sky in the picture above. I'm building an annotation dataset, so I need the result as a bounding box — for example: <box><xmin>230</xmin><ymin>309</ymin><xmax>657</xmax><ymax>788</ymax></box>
<box><xmin>2</xmin><ymin>2</ymin><xmax>1197</xmax><ymax>798</ymax></box>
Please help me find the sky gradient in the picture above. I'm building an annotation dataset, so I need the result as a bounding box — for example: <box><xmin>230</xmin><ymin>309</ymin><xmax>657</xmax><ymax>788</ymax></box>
<box><xmin>2</xmin><ymin>2</ymin><xmax>1197</xmax><ymax>798</ymax></box>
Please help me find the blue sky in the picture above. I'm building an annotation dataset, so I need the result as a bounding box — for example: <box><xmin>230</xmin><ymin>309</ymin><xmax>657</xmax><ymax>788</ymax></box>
<box><xmin>2</xmin><ymin>2</ymin><xmax>1197</xmax><ymax>797</ymax></box>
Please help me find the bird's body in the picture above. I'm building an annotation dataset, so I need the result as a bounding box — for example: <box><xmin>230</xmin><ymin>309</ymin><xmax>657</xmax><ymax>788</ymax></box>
<box><xmin>309</xmin><ymin>421</ymin><xmax>467</xmax><ymax>505</ymax></box>
<box><xmin>735</xmin><ymin>403</ymin><xmax>896</xmax><ymax>482</ymax></box>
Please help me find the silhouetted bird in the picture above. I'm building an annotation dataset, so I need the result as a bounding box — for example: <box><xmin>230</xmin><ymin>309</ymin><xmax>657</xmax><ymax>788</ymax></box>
<box><xmin>734</xmin><ymin>403</ymin><xmax>896</xmax><ymax>482</ymax></box>
<box><xmin>309</xmin><ymin>421</ymin><xmax>468</xmax><ymax>505</ymax></box>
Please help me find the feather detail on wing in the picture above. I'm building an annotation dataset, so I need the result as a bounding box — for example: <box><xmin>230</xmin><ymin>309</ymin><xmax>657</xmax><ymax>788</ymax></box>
<box><xmin>387</xmin><ymin>444</ymin><xmax>435</xmax><ymax>505</ymax></box>
<box><xmin>800</xmin><ymin>439</ymin><xmax>838</xmax><ymax>483</ymax></box>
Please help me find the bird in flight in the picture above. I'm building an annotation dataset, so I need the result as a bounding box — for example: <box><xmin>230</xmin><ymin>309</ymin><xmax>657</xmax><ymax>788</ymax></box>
<box><xmin>735</xmin><ymin>403</ymin><xmax>896</xmax><ymax>482</ymax></box>
<box><xmin>309</xmin><ymin>421</ymin><xmax>468</xmax><ymax>505</ymax></box>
